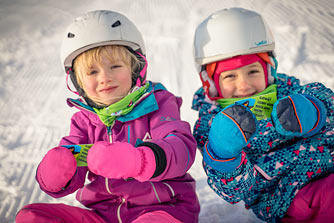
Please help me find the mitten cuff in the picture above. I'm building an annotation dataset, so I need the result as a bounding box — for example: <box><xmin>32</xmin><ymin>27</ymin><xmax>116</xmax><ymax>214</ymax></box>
<box><xmin>135</xmin><ymin>146</ymin><xmax>156</xmax><ymax>182</ymax></box>
<box><xmin>137</xmin><ymin>142</ymin><xmax>167</xmax><ymax>178</ymax></box>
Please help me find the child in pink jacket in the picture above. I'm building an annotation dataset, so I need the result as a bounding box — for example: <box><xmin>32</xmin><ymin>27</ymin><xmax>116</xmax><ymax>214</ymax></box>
<box><xmin>16</xmin><ymin>10</ymin><xmax>199</xmax><ymax>223</ymax></box>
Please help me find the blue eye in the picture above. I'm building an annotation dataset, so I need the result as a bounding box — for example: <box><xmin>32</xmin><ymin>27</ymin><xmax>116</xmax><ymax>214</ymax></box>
<box><xmin>89</xmin><ymin>70</ymin><xmax>98</xmax><ymax>75</ymax></box>
<box><xmin>223</xmin><ymin>74</ymin><xmax>235</xmax><ymax>79</ymax></box>
<box><xmin>249</xmin><ymin>70</ymin><xmax>260</xmax><ymax>75</ymax></box>
<box><xmin>111</xmin><ymin>65</ymin><xmax>122</xmax><ymax>69</ymax></box>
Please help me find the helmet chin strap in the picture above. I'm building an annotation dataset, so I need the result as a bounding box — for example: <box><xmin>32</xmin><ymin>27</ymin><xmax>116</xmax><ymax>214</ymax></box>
<box><xmin>135</xmin><ymin>51</ymin><xmax>148</xmax><ymax>87</ymax></box>
<box><xmin>66</xmin><ymin>70</ymin><xmax>79</xmax><ymax>96</ymax></box>
<box><xmin>65</xmin><ymin>67</ymin><xmax>103</xmax><ymax>108</ymax></box>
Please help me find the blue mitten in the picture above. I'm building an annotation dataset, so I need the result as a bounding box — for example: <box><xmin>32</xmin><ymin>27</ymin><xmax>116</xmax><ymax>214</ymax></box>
<box><xmin>204</xmin><ymin>104</ymin><xmax>257</xmax><ymax>172</ymax></box>
<box><xmin>271</xmin><ymin>94</ymin><xmax>326</xmax><ymax>137</ymax></box>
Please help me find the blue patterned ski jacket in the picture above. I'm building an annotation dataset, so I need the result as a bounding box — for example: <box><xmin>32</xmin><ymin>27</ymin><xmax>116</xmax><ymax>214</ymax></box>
<box><xmin>192</xmin><ymin>73</ymin><xmax>334</xmax><ymax>222</ymax></box>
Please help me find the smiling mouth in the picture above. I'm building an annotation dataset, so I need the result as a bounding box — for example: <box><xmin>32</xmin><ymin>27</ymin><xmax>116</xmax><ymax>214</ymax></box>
<box><xmin>99</xmin><ymin>86</ymin><xmax>116</xmax><ymax>92</ymax></box>
<box><xmin>236</xmin><ymin>94</ymin><xmax>254</xmax><ymax>98</ymax></box>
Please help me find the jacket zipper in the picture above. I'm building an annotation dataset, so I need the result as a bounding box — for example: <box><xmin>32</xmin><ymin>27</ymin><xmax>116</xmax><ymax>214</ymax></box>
<box><xmin>107</xmin><ymin>125</ymin><xmax>113</xmax><ymax>143</ymax></box>
<box><xmin>107</xmin><ymin>123</ymin><xmax>125</xmax><ymax>223</ymax></box>
<box><xmin>105</xmin><ymin>125</ymin><xmax>113</xmax><ymax>196</ymax></box>
<box><xmin>70</xmin><ymin>99</ymin><xmax>130</xmax><ymax>223</ymax></box>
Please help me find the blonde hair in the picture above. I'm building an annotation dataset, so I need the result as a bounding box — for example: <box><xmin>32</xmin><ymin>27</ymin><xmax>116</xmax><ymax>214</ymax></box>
<box><xmin>73</xmin><ymin>45</ymin><xmax>141</xmax><ymax>106</ymax></box>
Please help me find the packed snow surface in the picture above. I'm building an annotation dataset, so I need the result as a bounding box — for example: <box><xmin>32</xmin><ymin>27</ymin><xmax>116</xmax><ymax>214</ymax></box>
<box><xmin>0</xmin><ymin>0</ymin><xmax>333</xmax><ymax>222</ymax></box>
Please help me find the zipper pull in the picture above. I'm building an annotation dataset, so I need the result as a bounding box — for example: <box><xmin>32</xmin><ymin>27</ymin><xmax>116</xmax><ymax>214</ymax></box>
<box><xmin>107</xmin><ymin>126</ymin><xmax>113</xmax><ymax>143</ymax></box>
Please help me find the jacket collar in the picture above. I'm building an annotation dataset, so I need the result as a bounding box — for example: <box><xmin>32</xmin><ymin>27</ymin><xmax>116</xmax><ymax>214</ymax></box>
<box><xmin>67</xmin><ymin>81</ymin><xmax>165</xmax><ymax>123</ymax></box>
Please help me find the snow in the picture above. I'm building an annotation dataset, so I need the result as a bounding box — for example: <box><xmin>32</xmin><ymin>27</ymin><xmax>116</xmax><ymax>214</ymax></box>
<box><xmin>0</xmin><ymin>0</ymin><xmax>333</xmax><ymax>222</ymax></box>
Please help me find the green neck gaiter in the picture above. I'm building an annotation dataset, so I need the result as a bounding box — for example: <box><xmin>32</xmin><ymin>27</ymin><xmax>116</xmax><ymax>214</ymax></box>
<box><xmin>93</xmin><ymin>82</ymin><xmax>149</xmax><ymax>126</ymax></box>
<box><xmin>217</xmin><ymin>84</ymin><xmax>277</xmax><ymax>120</ymax></box>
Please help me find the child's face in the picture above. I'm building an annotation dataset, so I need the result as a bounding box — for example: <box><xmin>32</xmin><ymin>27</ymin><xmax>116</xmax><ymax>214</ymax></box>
<box><xmin>82</xmin><ymin>54</ymin><xmax>132</xmax><ymax>106</ymax></box>
<box><xmin>218</xmin><ymin>61</ymin><xmax>266</xmax><ymax>98</ymax></box>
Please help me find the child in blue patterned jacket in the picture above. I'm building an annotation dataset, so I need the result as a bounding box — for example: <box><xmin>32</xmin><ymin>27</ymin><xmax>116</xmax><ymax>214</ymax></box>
<box><xmin>192</xmin><ymin>7</ymin><xmax>334</xmax><ymax>223</ymax></box>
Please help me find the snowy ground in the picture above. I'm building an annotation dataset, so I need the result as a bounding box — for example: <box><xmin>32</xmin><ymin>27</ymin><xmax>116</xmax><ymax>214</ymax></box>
<box><xmin>0</xmin><ymin>0</ymin><xmax>333</xmax><ymax>222</ymax></box>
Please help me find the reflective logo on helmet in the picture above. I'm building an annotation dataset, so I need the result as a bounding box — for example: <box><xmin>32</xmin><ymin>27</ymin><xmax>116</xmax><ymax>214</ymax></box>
<box><xmin>255</xmin><ymin>40</ymin><xmax>268</xmax><ymax>46</ymax></box>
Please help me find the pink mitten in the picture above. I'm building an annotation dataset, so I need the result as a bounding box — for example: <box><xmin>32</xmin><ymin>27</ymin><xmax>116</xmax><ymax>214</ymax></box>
<box><xmin>87</xmin><ymin>141</ymin><xmax>156</xmax><ymax>182</ymax></box>
<box><xmin>37</xmin><ymin>147</ymin><xmax>77</xmax><ymax>192</ymax></box>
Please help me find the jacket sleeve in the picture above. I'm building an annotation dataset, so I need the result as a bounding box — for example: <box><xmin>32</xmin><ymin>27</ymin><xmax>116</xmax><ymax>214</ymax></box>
<box><xmin>139</xmin><ymin>90</ymin><xmax>197</xmax><ymax>181</ymax></box>
<box><xmin>192</xmin><ymin>87</ymin><xmax>220</xmax><ymax>154</ymax></box>
<box><xmin>36</xmin><ymin>112</ymin><xmax>89</xmax><ymax>198</ymax></box>
<box><xmin>204</xmin><ymin>152</ymin><xmax>259</xmax><ymax>204</ymax></box>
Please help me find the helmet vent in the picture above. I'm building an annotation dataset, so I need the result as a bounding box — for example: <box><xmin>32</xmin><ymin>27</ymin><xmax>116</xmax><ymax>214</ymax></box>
<box><xmin>67</xmin><ymin>32</ymin><xmax>75</xmax><ymax>38</ymax></box>
<box><xmin>111</xmin><ymin>20</ymin><xmax>121</xmax><ymax>28</ymax></box>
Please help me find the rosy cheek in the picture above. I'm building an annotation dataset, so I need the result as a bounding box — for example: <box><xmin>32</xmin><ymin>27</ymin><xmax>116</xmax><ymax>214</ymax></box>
<box><xmin>83</xmin><ymin>79</ymin><xmax>97</xmax><ymax>95</ymax></box>
<box><xmin>220</xmin><ymin>83</ymin><xmax>232</xmax><ymax>93</ymax></box>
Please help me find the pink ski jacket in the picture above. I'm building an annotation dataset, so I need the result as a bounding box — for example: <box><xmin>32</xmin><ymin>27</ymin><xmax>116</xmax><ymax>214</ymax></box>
<box><xmin>37</xmin><ymin>82</ymin><xmax>200</xmax><ymax>223</ymax></box>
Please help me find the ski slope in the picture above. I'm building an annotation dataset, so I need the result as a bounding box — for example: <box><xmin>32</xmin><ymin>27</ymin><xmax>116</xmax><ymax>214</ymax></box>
<box><xmin>0</xmin><ymin>0</ymin><xmax>333</xmax><ymax>222</ymax></box>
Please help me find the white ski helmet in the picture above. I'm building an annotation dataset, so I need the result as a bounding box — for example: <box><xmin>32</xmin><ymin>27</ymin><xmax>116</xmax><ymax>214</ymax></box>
<box><xmin>60</xmin><ymin>10</ymin><xmax>148</xmax><ymax>107</ymax></box>
<box><xmin>193</xmin><ymin>8</ymin><xmax>277</xmax><ymax>99</ymax></box>
<box><xmin>194</xmin><ymin>7</ymin><xmax>275</xmax><ymax>66</ymax></box>
<box><xmin>61</xmin><ymin>10</ymin><xmax>146</xmax><ymax>69</ymax></box>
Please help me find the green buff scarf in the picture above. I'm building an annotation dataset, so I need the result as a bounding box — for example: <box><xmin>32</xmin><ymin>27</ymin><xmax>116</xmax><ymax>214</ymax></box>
<box><xmin>93</xmin><ymin>82</ymin><xmax>149</xmax><ymax>126</ymax></box>
<box><xmin>217</xmin><ymin>84</ymin><xmax>277</xmax><ymax>120</ymax></box>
